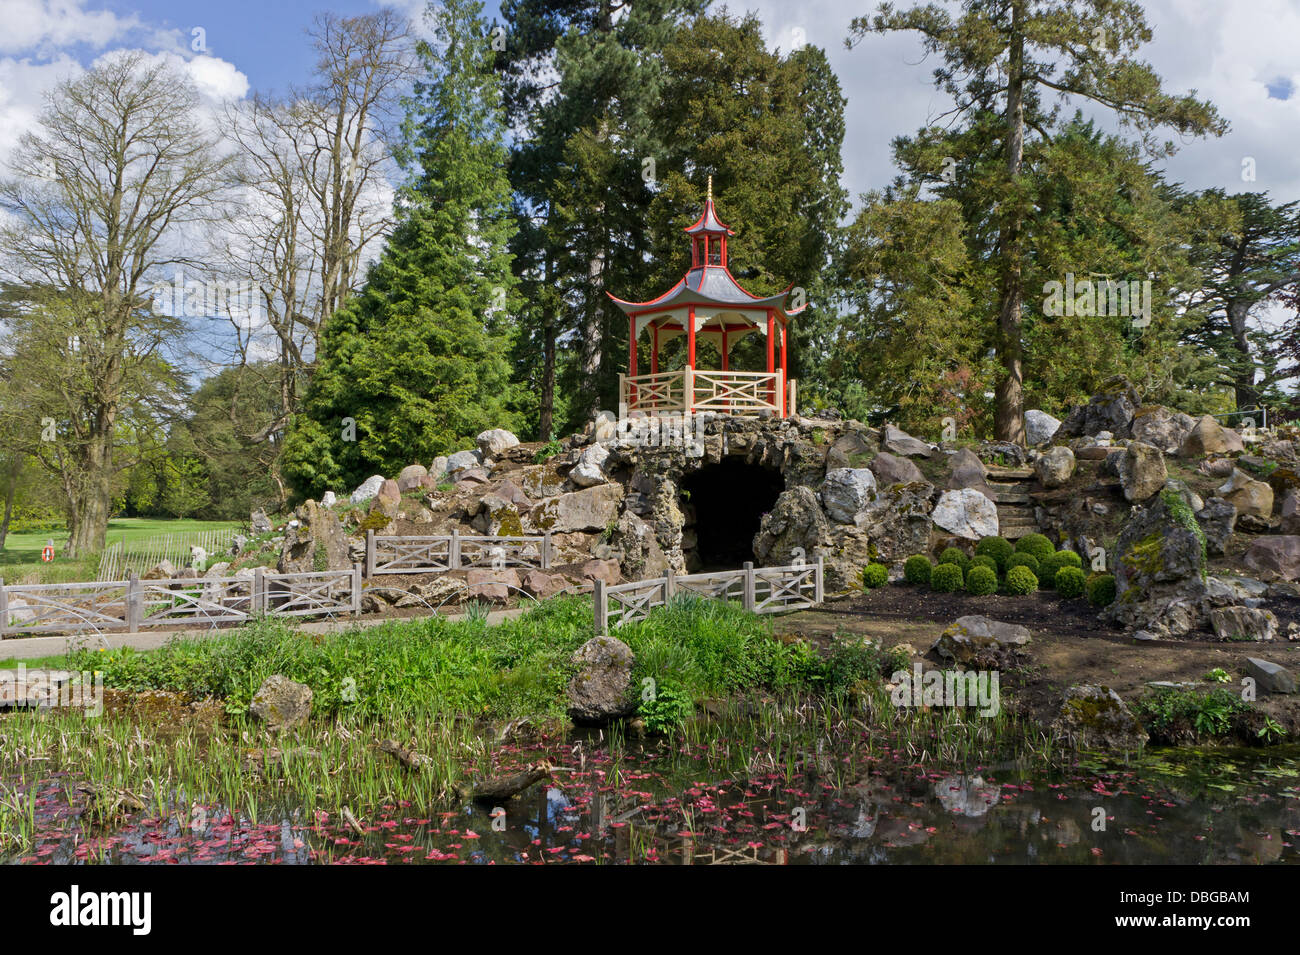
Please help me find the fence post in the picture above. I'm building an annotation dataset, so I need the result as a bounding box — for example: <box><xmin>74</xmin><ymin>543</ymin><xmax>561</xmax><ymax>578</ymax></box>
<box><xmin>683</xmin><ymin>366</ymin><xmax>694</xmax><ymax>413</ymax></box>
<box><xmin>350</xmin><ymin>563</ymin><xmax>362</xmax><ymax>615</ymax></box>
<box><xmin>450</xmin><ymin>529</ymin><xmax>461</xmax><ymax>570</ymax></box>
<box><xmin>0</xmin><ymin>577</ymin><xmax>8</xmax><ymax>639</ymax></box>
<box><xmin>664</xmin><ymin>569</ymin><xmax>675</xmax><ymax>605</ymax></box>
<box><xmin>126</xmin><ymin>572</ymin><xmax>142</xmax><ymax>633</ymax></box>
<box><xmin>365</xmin><ymin>530</ymin><xmax>376</xmax><ymax>578</ymax></box>
<box><xmin>593</xmin><ymin>579</ymin><xmax>607</xmax><ymax>634</ymax></box>
<box><xmin>542</xmin><ymin>531</ymin><xmax>552</xmax><ymax>569</ymax></box>
<box><xmin>814</xmin><ymin>555</ymin><xmax>824</xmax><ymax>604</ymax></box>
<box><xmin>253</xmin><ymin>567</ymin><xmax>266</xmax><ymax>614</ymax></box>
<box><xmin>743</xmin><ymin>562</ymin><xmax>755</xmax><ymax>612</ymax></box>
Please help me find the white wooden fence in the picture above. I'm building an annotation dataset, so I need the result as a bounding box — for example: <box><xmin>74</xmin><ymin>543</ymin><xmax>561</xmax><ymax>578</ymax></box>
<box><xmin>0</xmin><ymin>567</ymin><xmax>362</xmax><ymax>639</ymax></box>
<box><xmin>593</xmin><ymin>557</ymin><xmax>824</xmax><ymax>633</ymax></box>
<box><xmin>366</xmin><ymin>530</ymin><xmax>553</xmax><ymax>575</ymax></box>
<box><xmin>96</xmin><ymin>528</ymin><xmax>241</xmax><ymax>581</ymax></box>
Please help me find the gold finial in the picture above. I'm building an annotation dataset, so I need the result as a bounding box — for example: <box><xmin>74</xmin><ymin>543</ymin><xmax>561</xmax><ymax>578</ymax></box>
<box><xmin>707</xmin><ymin>175</ymin><xmax>713</xmax><ymax>201</ymax></box>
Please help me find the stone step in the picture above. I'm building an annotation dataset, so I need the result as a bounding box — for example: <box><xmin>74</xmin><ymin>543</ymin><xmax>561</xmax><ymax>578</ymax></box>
<box><xmin>987</xmin><ymin>487</ymin><xmax>1033</xmax><ymax>504</ymax></box>
<box><xmin>986</xmin><ymin>466</ymin><xmax>1035</xmax><ymax>480</ymax></box>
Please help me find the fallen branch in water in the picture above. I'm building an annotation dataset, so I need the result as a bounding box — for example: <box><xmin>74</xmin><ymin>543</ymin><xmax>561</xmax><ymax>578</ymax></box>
<box><xmin>376</xmin><ymin>738</ymin><xmax>431</xmax><ymax>770</ymax></box>
<box><xmin>456</xmin><ymin>762</ymin><xmax>551</xmax><ymax>803</ymax></box>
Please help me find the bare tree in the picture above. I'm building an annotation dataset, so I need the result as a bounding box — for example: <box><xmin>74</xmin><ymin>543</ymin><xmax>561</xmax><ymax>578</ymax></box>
<box><xmin>221</xmin><ymin>9</ymin><xmax>414</xmax><ymax>470</ymax></box>
<box><xmin>0</xmin><ymin>52</ymin><xmax>230</xmax><ymax>556</ymax></box>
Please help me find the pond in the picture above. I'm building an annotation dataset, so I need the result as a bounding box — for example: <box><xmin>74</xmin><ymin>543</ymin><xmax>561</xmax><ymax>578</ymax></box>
<box><xmin>5</xmin><ymin>724</ymin><xmax>1297</xmax><ymax>865</ymax></box>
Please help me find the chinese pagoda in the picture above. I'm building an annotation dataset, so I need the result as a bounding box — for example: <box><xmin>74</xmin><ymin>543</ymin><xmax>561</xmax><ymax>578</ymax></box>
<box><xmin>607</xmin><ymin>178</ymin><xmax>803</xmax><ymax>417</ymax></box>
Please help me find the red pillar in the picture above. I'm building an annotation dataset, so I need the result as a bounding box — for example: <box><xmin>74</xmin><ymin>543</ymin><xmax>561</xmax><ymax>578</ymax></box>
<box><xmin>780</xmin><ymin>321</ymin><xmax>788</xmax><ymax>417</ymax></box>
<box><xmin>766</xmin><ymin>309</ymin><xmax>776</xmax><ymax>408</ymax></box>
<box><xmin>651</xmin><ymin>324</ymin><xmax>659</xmax><ymax>375</ymax></box>
<box><xmin>687</xmin><ymin>306</ymin><xmax>696</xmax><ymax>368</ymax></box>
<box><xmin>721</xmin><ymin>328</ymin><xmax>729</xmax><ymax>371</ymax></box>
<box><xmin>628</xmin><ymin>315</ymin><xmax>638</xmax><ymax>377</ymax></box>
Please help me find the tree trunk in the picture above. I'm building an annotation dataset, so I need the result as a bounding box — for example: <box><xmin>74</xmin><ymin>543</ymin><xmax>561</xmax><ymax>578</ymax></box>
<box><xmin>0</xmin><ymin>464</ymin><xmax>16</xmax><ymax>551</ymax></box>
<box><xmin>65</xmin><ymin>427</ymin><xmax>113</xmax><ymax>557</ymax></box>
<box><xmin>994</xmin><ymin>1</ymin><xmax>1027</xmax><ymax>446</ymax></box>
<box><xmin>1226</xmin><ymin>299</ymin><xmax>1258</xmax><ymax>410</ymax></box>
<box><xmin>540</xmin><ymin>316</ymin><xmax>556</xmax><ymax>441</ymax></box>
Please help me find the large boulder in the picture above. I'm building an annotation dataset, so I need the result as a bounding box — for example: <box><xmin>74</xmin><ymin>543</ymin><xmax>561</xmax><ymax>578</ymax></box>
<box><xmin>567</xmin><ymin>636</ymin><xmax>635</xmax><ymax>723</ymax></box>
<box><xmin>1244</xmin><ymin>658</ymin><xmax>1296</xmax><ymax>695</ymax></box>
<box><xmin>350</xmin><ymin>475</ymin><xmax>385</xmax><ymax>505</ymax></box>
<box><xmin>1059</xmin><ymin>376</ymin><xmax>1140</xmax><ymax>439</ymax></box>
<box><xmin>1179</xmin><ymin>415</ymin><xmax>1245</xmax><ymax>458</ymax></box>
<box><xmin>1118</xmin><ymin>441</ymin><xmax>1167</xmax><ymax>503</ymax></box>
<box><xmin>396</xmin><ymin>464</ymin><xmax>428</xmax><ymax>492</ymax></box>
<box><xmin>1243</xmin><ymin>536</ymin><xmax>1300</xmax><ymax>581</ymax></box>
<box><xmin>278</xmin><ymin>500</ymin><xmax>349</xmax><ymax>573</ymax></box>
<box><xmin>1130</xmin><ymin>406</ymin><xmax>1196</xmax><ymax>455</ymax></box>
<box><xmin>466</xmin><ymin>568</ymin><xmax>520</xmax><ymax>604</ymax></box>
<box><xmin>520</xmin><ymin>570</ymin><xmax>570</xmax><ymax>600</ymax></box>
<box><xmin>445</xmin><ymin>450</ymin><xmax>483</xmax><ymax>480</ymax></box>
<box><xmin>825</xmin><ymin>429</ymin><xmax>878</xmax><ymax>470</ymax></box>
<box><xmin>519</xmin><ymin>462</ymin><xmax>566</xmax><ymax>500</ymax></box>
<box><xmin>1024</xmin><ymin>409</ymin><xmax>1062</xmax><ymax>446</ymax></box>
<box><xmin>821</xmin><ymin>468</ymin><xmax>878</xmax><ymax>524</ymax></box>
<box><xmin>946</xmin><ymin>447</ymin><xmax>995</xmax><ymax>503</ymax></box>
<box><xmin>376</xmin><ymin>478</ymin><xmax>401</xmax><ymax>509</ymax></box>
<box><xmin>589</xmin><ymin>411</ymin><xmax>618</xmax><ymax>443</ymax></box>
<box><xmin>530</xmin><ymin>483</ymin><xmax>624</xmax><ymax>533</ymax></box>
<box><xmin>250</xmin><ymin>508</ymin><xmax>273</xmax><ymax>534</ymax></box>
<box><xmin>1217</xmin><ymin>469</ymin><xmax>1273</xmax><ymax>523</ymax></box>
<box><xmin>569</xmin><ymin>443</ymin><xmax>610</xmax><ymax>488</ymax></box>
<box><xmin>249</xmin><ymin>676</ymin><xmax>313</xmax><ymax>731</ymax></box>
<box><xmin>853</xmin><ymin>481</ymin><xmax>935</xmax><ymax>567</ymax></box>
<box><xmin>1195</xmin><ymin>498</ymin><xmax>1237</xmax><ymax>555</ymax></box>
<box><xmin>1281</xmin><ymin>489</ymin><xmax>1300</xmax><ymax>535</ymax></box>
<box><xmin>882</xmin><ymin>424</ymin><xmax>934</xmax><ymax>458</ymax></box>
<box><xmin>932</xmin><ymin>615</ymin><xmax>1031</xmax><ymax>666</ymax></box>
<box><xmin>1051</xmin><ymin>685</ymin><xmax>1147</xmax><ymax>751</ymax></box>
<box><xmin>1209</xmin><ymin>605</ymin><xmax>1277</xmax><ymax>642</ymax></box>
<box><xmin>930</xmin><ymin>488</ymin><xmax>999</xmax><ymax>541</ymax></box>
<box><xmin>868</xmin><ymin>451</ymin><xmax>924</xmax><ymax>486</ymax></box>
<box><xmin>476</xmin><ymin>428</ymin><xmax>520</xmax><ymax>458</ymax></box>
<box><xmin>608</xmin><ymin>511</ymin><xmax>669</xmax><ymax>579</ymax></box>
<box><xmin>1106</xmin><ymin>489</ymin><xmax>1207</xmax><ymax>637</ymax></box>
<box><xmin>753</xmin><ymin>486</ymin><xmax>832</xmax><ymax>567</ymax></box>
<box><xmin>1034</xmin><ymin>445</ymin><xmax>1076</xmax><ymax>489</ymax></box>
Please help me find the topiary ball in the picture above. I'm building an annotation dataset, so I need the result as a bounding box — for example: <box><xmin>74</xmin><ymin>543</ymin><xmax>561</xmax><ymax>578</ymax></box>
<box><xmin>1086</xmin><ymin>573</ymin><xmax>1117</xmax><ymax>607</ymax></box>
<box><xmin>1014</xmin><ymin>533</ymin><xmax>1055</xmax><ymax>561</ymax></box>
<box><xmin>965</xmin><ymin>564</ymin><xmax>998</xmax><ymax>596</ymax></box>
<box><xmin>861</xmin><ymin>563</ymin><xmax>889</xmax><ymax>589</ymax></box>
<box><xmin>938</xmin><ymin>547</ymin><xmax>970</xmax><ymax>572</ymax></box>
<box><xmin>1004</xmin><ymin>565</ymin><xmax>1038</xmax><ymax>595</ymax></box>
<box><xmin>1054</xmin><ymin>566</ymin><xmax>1086</xmax><ymax>598</ymax></box>
<box><xmin>969</xmin><ymin>554</ymin><xmax>1000</xmax><ymax>575</ymax></box>
<box><xmin>903</xmin><ymin>554</ymin><xmax>932</xmax><ymax>585</ymax></box>
<box><xmin>930</xmin><ymin>562</ymin><xmax>964</xmax><ymax>593</ymax></box>
<box><xmin>975</xmin><ymin>535</ymin><xmax>1015</xmax><ymax>571</ymax></box>
<box><xmin>1039</xmin><ymin>549</ymin><xmax>1083</xmax><ymax>589</ymax></box>
<box><xmin>1006</xmin><ymin>552</ymin><xmax>1040</xmax><ymax>577</ymax></box>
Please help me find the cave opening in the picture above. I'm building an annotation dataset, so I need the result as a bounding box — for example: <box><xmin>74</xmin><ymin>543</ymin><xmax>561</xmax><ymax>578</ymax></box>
<box><xmin>680</xmin><ymin>460</ymin><xmax>785</xmax><ymax>570</ymax></box>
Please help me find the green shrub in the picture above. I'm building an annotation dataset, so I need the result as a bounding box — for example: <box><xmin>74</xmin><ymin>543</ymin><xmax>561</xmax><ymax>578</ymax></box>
<box><xmin>975</xmin><ymin>536</ymin><xmax>1014</xmax><ymax>571</ymax></box>
<box><xmin>638</xmin><ymin>681</ymin><xmax>693</xmax><ymax>734</ymax></box>
<box><xmin>1054</xmin><ymin>566</ymin><xmax>1086</xmax><ymax>598</ymax></box>
<box><xmin>1039</xmin><ymin>549</ymin><xmax>1083</xmax><ymax>588</ymax></box>
<box><xmin>1015</xmin><ymin>533</ymin><xmax>1055</xmax><ymax>561</ymax></box>
<box><xmin>820</xmin><ymin>639</ymin><xmax>907</xmax><ymax>695</ymax></box>
<box><xmin>903</xmin><ymin>554</ymin><xmax>932</xmax><ymax>585</ymax></box>
<box><xmin>938</xmin><ymin>547</ymin><xmax>969</xmax><ymax>571</ymax></box>
<box><xmin>930</xmin><ymin>563</ymin><xmax>964</xmax><ymax>592</ymax></box>
<box><xmin>1004</xmin><ymin>565</ymin><xmax>1038</xmax><ymax>595</ymax></box>
<box><xmin>1006</xmin><ymin>552</ymin><xmax>1040</xmax><ymax>577</ymax></box>
<box><xmin>969</xmin><ymin>554</ymin><xmax>999</xmax><ymax>575</ymax></box>
<box><xmin>861</xmin><ymin>563</ymin><xmax>889</xmax><ymax>589</ymax></box>
<box><xmin>965</xmin><ymin>565</ymin><xmax>998</xmax><ymax>596</ymax></box>
<box><xmin>1086</xmin><ymin>573</ymin><xmax>1117</xmax><ymax>607</ymax></box>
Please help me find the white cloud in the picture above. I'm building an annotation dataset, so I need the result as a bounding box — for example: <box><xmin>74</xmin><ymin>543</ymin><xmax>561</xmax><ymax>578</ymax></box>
<box><xmin>0</xmin><ymin>0</ymin><xmax>139</xmax><ymax>55</ymax></box>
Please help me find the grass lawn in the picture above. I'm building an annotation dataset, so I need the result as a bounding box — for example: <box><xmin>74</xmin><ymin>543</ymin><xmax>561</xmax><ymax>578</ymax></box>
<box><xmin>1</xmin><ymin>517</ymin><xmax>244</xmax><ymax>585</ymax></box>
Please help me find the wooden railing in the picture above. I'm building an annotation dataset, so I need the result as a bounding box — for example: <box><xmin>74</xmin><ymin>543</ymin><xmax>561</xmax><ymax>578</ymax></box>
<box><xmin>1</xmin><ymin>567</ymin><xmax>362</xmax><ymax>638</ymax></box>
<box><xmin>366</xmin><ymin>530</ymin><xmax>553</xmax><ymax>575</ymax></box>
<box><xmin>619</xmin><ymin>369</ymin><xmax>795</xmax><ymax>417</ymax></box>
<box><xmin>593</xmin><ymin>557</ymin><xmax>823</xmax><ymax>633</ymax></box>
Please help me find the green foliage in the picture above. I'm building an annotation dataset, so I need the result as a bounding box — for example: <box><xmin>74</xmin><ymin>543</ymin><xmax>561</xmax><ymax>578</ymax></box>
<box><xmin>1005</xmin><ymin>552</ymin><xmax>1040</xmax><ymax>577</ymax></box>
<box><xmin>1054</xmin><ymin>566</ymin><xmax>1086</xmax><ymax>598</ymax></box>
<box><xmin>1014</xmin><ymin>534</ymin><xmax>1055</xmax><ymax>561</ymax></box>
<box><xmin>637</xmin><ymin>681</ymin><xmax>692</xmax><ymax>734</ymax></box>
<box><xmin>283</xmin><ymin>0</ymin><xmax>524</xmax><ymax>500</ymax></box>
<box><xmin>975</xmin><ymin>536</ymin><xmax>1014</xmax><ymax>571</ymax></box>
<box><xmin>533</xmin><ymin>438</ymin><xmax>562</xmax><ymax>463</ymax></box>
<box><xmin>930</xmin><ymin>562</ymin><xmax>964</xmax><ymax>593</ymax></box>
<box><xmin>1203</xmin><ymin>668</ymin><xmax>1230</xmax><ymax>683</ymax></box>
<box><xmin>938</xmin><ymin>547</ymin><xmax>969</xmax><ymax>571</ymax></box>
<box><xmin>819</xmin><ymin>637</ymin><xmax>908</xmax><ymax>695</ymax></box>
<box><xmin>965</xmin><ymin>564</ymin><xmax>998</xmax><ymax>596</ymax></box>
<box><xmin>1086</xmin><ymin>573</ymin><xmax>1117</xmax><ymax>607</ymax></box>
<box><xmin>1004</xmin><ymin>565</ymin><xmax>1038</xmax><ymax>595</ymax></box>
<box><xmin>860</xmin><ymin>563</ymin><xmax>889</xmax><ymax>589</ymax></box>
<box><xmin>1134</xmin><ymin>688</ymin><xmax>1248</xmax><ymax>740</ymax></box>
<box><xmin>903</xmin><ymin>554</ymin><xmax>932</xmax><ymax>585</ymax></box>
<box><xmin>969</xmin><ymin>554</ymin><xmax>999</xmax><ymax>575</ymax></box>
<box><xmin>1039</xmin><ymin>549</ymin><xmax>1083</xmax><ymax>588</ymax></box>
<box><xmin>1161</xmin><ymin>487</ymin><xmax>1208</xmax><ymax>573</ymax></box>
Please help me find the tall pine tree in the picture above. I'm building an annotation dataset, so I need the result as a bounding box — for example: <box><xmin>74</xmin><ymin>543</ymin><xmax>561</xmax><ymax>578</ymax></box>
<box><xmin>284</xmin><ymin>0</ymin><xmax>522</xmax><ymax>499</ymax></box>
